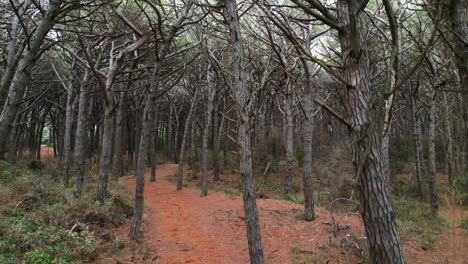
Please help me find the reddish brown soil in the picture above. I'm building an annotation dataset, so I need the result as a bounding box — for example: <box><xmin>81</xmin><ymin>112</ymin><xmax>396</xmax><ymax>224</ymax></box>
<box><xmin>105</xmin><ymin>164</ymin><xmax>364</xmax><ymax>263</ymax></box>
<box><xmin>98</xmin><ymin>163</ymin><xmax>468</xmax><ymax>264</ymax></box>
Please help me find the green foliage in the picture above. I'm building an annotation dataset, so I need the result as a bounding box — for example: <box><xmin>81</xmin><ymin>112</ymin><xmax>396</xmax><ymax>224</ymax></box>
<box><xmin>0</xmin><ymin>162</ymin><xmax>133</xmax><ymax>263</ymax></box>
<box><xmin>24</xmin><ymin>250</ymin><xmax>72</xmax><ymax>264</ymax></box>
<box><xmin>460</xmin><ymin>217</ymin><xmax>468</xmax><ymax>229</ymax></box>
<box><xmin>295</xmin><ymin>149</ymin><xmax>304</xmax><ymax>168</ymax></box>
<box><xmin>282</xmin><ymin>193</ymin><xmax>304</xmax><ymax>203</ymax></box>
<box><xmin>0</xmin><ymin>160</ymin><xmax>17</xmax><ymax>184</ymax></box>
<box><xmin>212</xmin><ymin>185</ymin><xmax>240</xmax><ymax>195</ymax></box>
<box><xmin>394</xmin><ymin>198</ymin><xmax>449</xmax><ymax>249</ymax></box>
<box><xmin>0</xmin><ymin>209</ymin><xmax>96</xmax><ymax>263</ymax></box>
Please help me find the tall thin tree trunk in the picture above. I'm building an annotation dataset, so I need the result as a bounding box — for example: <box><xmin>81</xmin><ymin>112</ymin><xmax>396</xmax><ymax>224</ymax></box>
<box><xmin>411</xmin><ymin>93</ymin><xmax>424</xmax><ymax>199</ymax></box>
<box><xmin>428</xmin><ymin>88</ymin><xmax>438</xmax><ymax>215</ymax></box>
<box><xmin>177</xmin><ymin>89</ymin><xmax>199</xmax><ymax>190</ymax></box>
<box><xmin>150</xmin><ymin>109</ymin><xmax>159</xmax><ymax>182</ymax></box>
<box><xmin>201</xmin><ymin>61</ymin><xmax>216</xmax><ymax>197</ymax></box>
<box><xmin>225</xmin><ymin>0</ymin><xmax>264</xmax><ymax>262</ymax></box>
<box><xmin>63</xmin><ymin>86</ymin><xmax>74</xmax><ymax>187</ymax></box>
<box><xmin>174</xmin><ymin>107</ymin><xmax>181</xmax><ymax>163</ymax></box>
<box><xmin>168</xmin><ymin>103</ymin><xmax>173</xmax><ymax>153</ymax></box>
<box><xmin>284</xmin><ymin>89</ymin><xmax>294</xmax><ymax>194</ymax></box>
<box><xmin>442</xmin><ymin>92</ymin><xmax>454</xmax><ymax>184</ymax></box>
<box><xmin>96</xmin><ymin>105</ymin><xmax>115</xmax><ymax>203</ymax></box>
<box><xmin>301</xmin><ymin>56</ymin><xmax>316</xmax><ymax>221</ymax></box>
<box><xmin>112</xmin><ymin>93</ymin><xmax>125</xmax><ymax>180</ymax></box>
<box><xmin>74</xmin><ymin>70</ymin><xmax>90</xmax><ymax>196</ymax></box>
<box><xmin>129</xmin><ymin>0</ymin><xmax>193</xmax><ymax>239</ymax></box>
<box><xmin>214</xmin><ymin>97</ymin><xmax>226</xmax><ymax>181</ymax></box>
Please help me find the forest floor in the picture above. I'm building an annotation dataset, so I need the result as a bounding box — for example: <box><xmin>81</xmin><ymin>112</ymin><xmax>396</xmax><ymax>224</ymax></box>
<box><xmin>98</xmin><ymin>163</ymin><xmax>468</xmax><ymax>264</ymax></box>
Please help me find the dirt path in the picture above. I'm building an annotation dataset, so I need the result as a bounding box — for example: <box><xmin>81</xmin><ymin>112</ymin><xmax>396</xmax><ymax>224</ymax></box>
<box><xmin>107</xmin><ymin>163</ymin><xmax>467</xmax><ymax>264</ymax></box>
<box><xmin>115</xmin><ymin>164</ymin><xmax>365</xmax><ymax>263</ymax></box>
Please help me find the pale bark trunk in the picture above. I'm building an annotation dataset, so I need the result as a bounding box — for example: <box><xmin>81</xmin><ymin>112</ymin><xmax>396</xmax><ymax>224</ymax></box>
<box><xmin>225</xmin><ymin>0</ymin><xmax>264</xmax><ymax>262</ymax></box>
<box><xmin>63</xmin><ymin>87</ymin><xmax>74</xmax><ymax>187</ymax></box>
<box><xmin>337</xmin><ymin>1</ymin><xmax>405</xmax><ymax>263</ymax></box>
<box><xmin>0</xmin><ymin>0</ymin><xmax>63</xmax><ymax>158</ymax></box>
<box><xmin>201</xmin><ymin>61</ymin><xmax>216</xmax><ymax>197</ymax></box>
<box><xmin>74</xmin><ymin>70</ymin><xmax>90</xmax><ymax>196</ymax></box>
<box><xmin>177</xmin><ymin>90</ymin><xmax>199</xmax><ymax>190</ymax></box>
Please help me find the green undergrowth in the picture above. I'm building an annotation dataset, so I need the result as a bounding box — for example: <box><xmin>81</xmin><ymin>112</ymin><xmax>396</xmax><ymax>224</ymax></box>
<box><xmin>460</xmin><ymin>217</ymin><xmax>468</xmax><ymax>229</ymax></box>
<box><xmin>0</xmin><ymin>160</ymin><xmax>133</xmax><ymax>263</ymax></box>
<box><xmin>291</xmin><ymin>247</ymin><xmax>328</xmax><ymax>264</ymax></box>
<box><xmin>394</xmin><ymin>197</ymin><xmax>449</xmax><ymax>249</ymax></box>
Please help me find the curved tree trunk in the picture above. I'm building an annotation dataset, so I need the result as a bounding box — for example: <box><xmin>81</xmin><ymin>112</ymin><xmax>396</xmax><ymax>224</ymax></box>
<box><xmin>0</xmin><ymin>0</ymin><xmax>63</xmax><ymax>158</ymax></box>
<box><xmin>337</xmin><ymin>1</ymin><xmax>405</xmax><ymax>263</ymax></box>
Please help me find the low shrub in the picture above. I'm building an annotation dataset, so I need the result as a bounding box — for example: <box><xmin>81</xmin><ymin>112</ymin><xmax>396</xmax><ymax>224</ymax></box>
<box><xmin>0</xmin><ymin>161</ymin><xmax>133</xmax><ymax>263</ymax></box>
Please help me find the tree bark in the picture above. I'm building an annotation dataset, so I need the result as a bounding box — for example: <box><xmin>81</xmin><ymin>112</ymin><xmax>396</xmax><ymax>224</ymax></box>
<box><xmin>428</xmin><ymin>87</ymin><xmax>438</xmax><ymax>216</ymax></box>
<box><xmin>129</xmin><ymin>0</ymin><xmax>193</xmax><ymax>239</ymax></box>
<box><xmin>96</xmin><ymin>105</ymin><xmax>115</xmax><ymax>203</ymax></box>
<box><xmin>74</xmin><ymin>69</ymin><xmax>90</xmax><ymax>196</ymax></box>
<box><xmin>214</xmin><ymin>96</ymin><xmax>226</xmax><ymax>181</ymax></box>
<box><xmin>150</xmin><ymin>109</ymin><xmax>159</xmax><ymax>182</ymax></box>
<box><xmin>225</xmin><ymin>0</ymin><xmax>265</xmax><ymax>262</ymax></box>
<box><xmin>201</xmin><ymin>61</ymin><xmax>216</xmax><ymax>197</ymax></box>
<box><xmin>411</xmin><ymin>92</ymin><xmax>424</xmax><ymax>199</ymax></box>
<box><xmin>0</xmin><ymin>0</ymin><xmax>63</xmax><ymax>158</ymax></box>
<box><xmin>448</xmin><ymin>0</ymin><xmax>468</xmax><ymax>171</ymax></box>
<box><xmin>63</xmin><ymin>85</ymin><xmax>75</xmax><ymax>187</ymax></box>
<box><xmin>177</xmin><ymin>89</ymin><xmax>199</xmax><ymax>190</ymax></box>
<box><xmin>442</xmin><ymin>92</ymin><xmax>454</xmax><ymax>184</ymax></box>
<box><xmin>301</xmin><ymin>57</ymin><xmax>316</xmax><ymax>221</ymax></box>
<box><xmin>0</xmin><ymin>0</ymin><xmax>31</xmax><ymax>107</ymax></box>
<box><xmin>112</xmin><ymin>92</ymin><xmax>125</xmax><ymax>180</ymax></box>
<box><xmin>337</xmin><ymin>1</ymin><xmax>405</xmax><ymax>263</ymax></box>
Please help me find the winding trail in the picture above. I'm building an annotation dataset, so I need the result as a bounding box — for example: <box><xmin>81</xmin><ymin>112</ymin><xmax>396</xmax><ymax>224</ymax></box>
<box><xmin>109</xmin><ymin>163</ymin><xmax>467</xmax><ymax>264</ymax></box>
<box><xmin>116</xmin><ymin>164</ymin><xmax>364</xmax><ymax>264</ymax></box>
